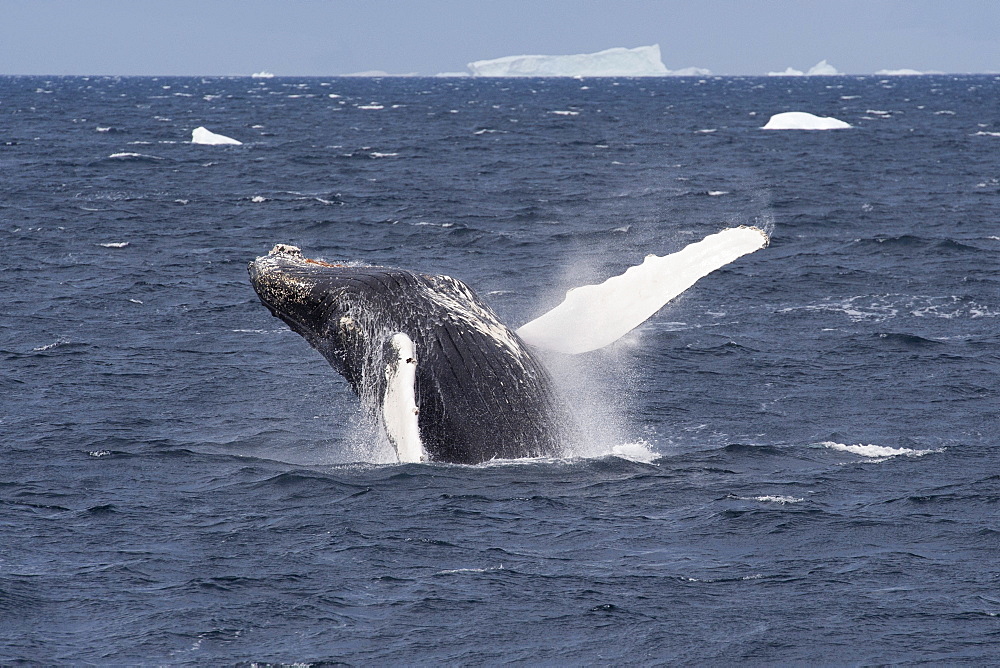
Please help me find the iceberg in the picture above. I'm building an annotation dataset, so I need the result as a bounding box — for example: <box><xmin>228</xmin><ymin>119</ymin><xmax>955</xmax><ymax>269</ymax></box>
<box><xmin>806</xmin><ymin>59</ymin><xmax>840</xmax><ymax>75</ymax></box>
<box><xmin>767</xmin><ymin>67</ymin><xmax>805</xmax><ymax>77</ymax></box>
<box><xmin>466</xmin><ymin>45</ymin><xmax>706</xmax><ymax>77</ymax></box>
<box><xmin>762</xmin><ymin>112</ymin><xmax>851</xmax><ymax>130</ymax></box>
<box><xmin>875</xmin><ymin>68</ymin><xmax>924</xmax><ymax>76</ymax></box>
<box><xmin>251</xmin><ymin>71</ymin><xmax>275</xmax><ymax>78</ymax></box>
<box><xmin>191</xmin><ymin>126</ymin><xmax>243</xmax><ymax>145</ymax></box>
<box><xmin>767</xmin><ymin>60</ymin><xmax>841</xmax><ymax>76</ymax></box>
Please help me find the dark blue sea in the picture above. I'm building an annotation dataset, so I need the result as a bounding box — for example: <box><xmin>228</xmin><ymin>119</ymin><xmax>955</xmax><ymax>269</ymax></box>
<box><xmin>2</xmin><ymin>74</ymin><xmax>999</xmax><ymax>664</ymax></box>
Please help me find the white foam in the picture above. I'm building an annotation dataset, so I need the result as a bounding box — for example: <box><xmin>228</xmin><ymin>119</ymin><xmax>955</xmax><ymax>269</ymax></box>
<box><xmin>762</xmin><ymin>112</ymin><xmax>851</xmax><ymax>130</ymax></box>
<box><xmin>821</xmin><ymin>441</ymin><xmax>940</xmax><ymax>459</ymax></box>
<box><xmin>436</xmin><ymin>564</ymin><xmax>504</xmax><ymax>575</ymax></box>
<box><xmin>610</xmin><ymin>441</ymin><xmax>660</xmax><ymax>464</ymax></box>
<box><xmin>108</xmin><ymin>152</ymin><xmax>162</xmax><ymax>159</ymax></box>
<box><xmin>99</xmin><ymin>241</ymin><xmax>129</xmax><ymax>248</ymax></box>
<box><xmin>191</xmin><ymin>126</ymin><xmax>242</xmax><ymax>145</ymax></box>
<box><xmin>739</xmin><ymin>495</ymin><xmax>804</xmax><ymax>504</ymax></box>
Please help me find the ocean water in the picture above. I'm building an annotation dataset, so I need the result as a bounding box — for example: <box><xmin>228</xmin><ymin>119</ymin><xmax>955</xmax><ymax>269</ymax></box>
<box><xmin>2</xmin><ymin>74</ymin><xmax>999</xmax><ymax>664</ymax></box>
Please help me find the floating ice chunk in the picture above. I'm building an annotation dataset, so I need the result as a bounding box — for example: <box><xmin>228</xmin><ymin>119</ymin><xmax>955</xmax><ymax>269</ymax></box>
<box><xmin>251</xmin><ymin>71</ymin><xmax>275</xmax><ymax>78</ymax></box>
<box><xmin>762</xmin><ymin>112</ymin><xmax>851</xmax><ymax>130</ymax></box>
<box><xmin>875</xmin><ymin>68</ymin><xmax>924</xmax><ymax>76</ymax></box>
<box><xmin>467</xmin><ymin>45</ymin><xmax>704</xmax><ymax>77</ymax></box>
<box><xmin>517</xmin><ymin>226</ymin><xmax>769</xmax><ymax>354</ymax></box>
<box><xmin>100</xmin><ymin>241</ymin><xmax>129</xmax><ymax>248</ymax></box>
<box><xmin>191</xmin><ymin>126</ymin><xmax>242</xmax><ymax>145</ymax></box>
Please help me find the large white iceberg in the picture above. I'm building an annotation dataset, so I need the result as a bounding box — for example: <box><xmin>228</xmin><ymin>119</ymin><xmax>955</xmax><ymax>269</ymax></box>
<box><xmin>767</xmin><ymin>60</ymin><xmax>841</xmax><ymax>76</ymax></box>
<box><xmin>191</xmin><ymin>126</ymin><xmax>243</xmax><ymax>145</ymax></box>
<box><xmin>762</xmin><ymin>112</ymin><xmax>851</xmax><ymax>130</ymax></box>
<box><xmin>466</xmin><ymin>45</ymin><xmax>708</xmax><ymax>77</ymax></box>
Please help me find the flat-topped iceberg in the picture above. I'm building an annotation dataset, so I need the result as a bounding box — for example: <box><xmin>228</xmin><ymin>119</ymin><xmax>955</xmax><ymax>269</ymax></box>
<box><xmin>467</xmin><ymin>44</ymin><xmax>707</xmax><ymax>77</ymax></box>
<box><xmin>767</xmin><ymin>59</ymin><xmax>841</xmax><ymax>76</ymax></box>
<box><xmin>762</xmin><ymin>111</ymin><xmax>851</xmax><ymax>130</ymax></box>
<box><xmin>875</xmin><ymin>68</ymin><xmax>924</xmax><ymax>76</ymax></box>
<box><xmin>191</xmin><ymin>126</ymin><xmax>242</xmax><ymax>145</ymax></box>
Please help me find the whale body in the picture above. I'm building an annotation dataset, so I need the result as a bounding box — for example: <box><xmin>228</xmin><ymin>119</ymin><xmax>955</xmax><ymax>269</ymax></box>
<box><xmin>249</xmin><ymin>245</ymin><xmax>569</xmax><ymax>464</ymax></box>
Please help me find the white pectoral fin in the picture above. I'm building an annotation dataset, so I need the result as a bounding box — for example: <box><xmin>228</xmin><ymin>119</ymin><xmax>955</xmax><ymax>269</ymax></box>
<box><xmin>516</xmin><ymin>226</ymin><xmax>769</xmax><ymax>354</ymax></box>
<box><xmin>383</xmin><ymin>333</ymin><xmax>425</xmax><ymax>463</ymax></box>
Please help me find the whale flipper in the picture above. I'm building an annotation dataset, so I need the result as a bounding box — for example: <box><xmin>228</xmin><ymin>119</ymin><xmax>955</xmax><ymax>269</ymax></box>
<box><xmin>516</xmin><ymin>226</ymin><xmax>769</xmax><ymax>354</ymax></box>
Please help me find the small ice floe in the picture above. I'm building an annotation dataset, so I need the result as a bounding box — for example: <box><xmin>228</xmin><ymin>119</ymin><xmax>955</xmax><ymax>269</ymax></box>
<box><xmin>357</xmin><ymin>104</ymin><xmax>384</xmax><ymax>110</ymax></box>
<box><xmin>251</xmin><ymin>71</ymin><xmax>275</xmax><ymax>78</ymax></box>
<box><xmin>369</xmin><ymin>152</ymin><xmax>398</xmax><ymax>158</ymax></box>
<box><xmin>250</xmin><ymin>195</ymin><xmax>268</xmax><ymax>203</ymax></box>
<box><xmin>821</xmin><ymin>441</ymin><xmax>940</xmax><ymax>461</ymax></box>
<box><xmin>762</xmin><ymin>111</ymin><xmax>851</xmax><ymax>130</ymax></box>
<box><xmin>100</xmin><ymin>241</ymin><xmax>129</xmax><ymax>248</ymax></box>
<box><xmin>707</xmin><ymin>190</ymin><xmax>728</xmax><ymax>196</ymax></box>
<box><xmin>550</xmin><ymin>110</ymin><xmax>580</xmax><ymax>116</ymax></box>
<box><xmin>191</xmin><ymin>126</ymin><xmax>242</xmax><ymax>145</ymax></box>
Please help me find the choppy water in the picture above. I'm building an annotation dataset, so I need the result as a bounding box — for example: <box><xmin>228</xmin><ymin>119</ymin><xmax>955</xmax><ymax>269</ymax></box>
<box><xmin>2</xmin><ymin>74</ymin><xmax>999</xmax><ymax>664</ymax></box>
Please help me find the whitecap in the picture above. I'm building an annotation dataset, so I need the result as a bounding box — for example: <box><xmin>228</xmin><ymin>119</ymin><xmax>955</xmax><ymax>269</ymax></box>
<box><xmin>436</xmin><ymin>564</ymin><xmax>504</xmax><ymax>575</ymax></box>
<box><xmin>100</xmin><ymin>241</ymin><xmax>129</xmax><ymax>248</ymax></box>
<box><xmin>707</xmin><ymin>190</ymin><xmax>728</xmax><ymax>196</ymax></box>
<box><xmin>251</xmin><ymin>195</ymin><xmax>267</xmax><ymax>203</ymax></box>
<box><xmin>745</xmin><ymin>495</ymin><xmax>804</xmax><ymax>504</ymax></box>
<box><xmin>550</xmin><ymin>110</ymin><xmax>580</xmax><ymax>116</ymax></box>
<box><xmin>33</xmin><ymin>339</ymin><xmax>68</xmax><ymax>352</ymax></box>
<box><xmin>821</xmin><ymin>441</ymin><xmax>940</xmax><ymax>459</ymax></box>
<box><xmin>107</xmin><ymin>152</ymin><xmax>161</xmax><ymax>160</ymax></box>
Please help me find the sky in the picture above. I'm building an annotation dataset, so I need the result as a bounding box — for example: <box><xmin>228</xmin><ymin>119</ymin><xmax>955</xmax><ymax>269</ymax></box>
<box><xmin>2</xmin><ymin>0</ymin><xmax>999</xmax><ymax>76</ymax></box>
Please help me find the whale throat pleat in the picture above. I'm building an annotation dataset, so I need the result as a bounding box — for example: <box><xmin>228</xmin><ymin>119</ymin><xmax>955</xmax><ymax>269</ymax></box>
<box><xmin>383</xmin><ymin>332</ymin><xmax>424</xmax><ymax>463</ymax></box>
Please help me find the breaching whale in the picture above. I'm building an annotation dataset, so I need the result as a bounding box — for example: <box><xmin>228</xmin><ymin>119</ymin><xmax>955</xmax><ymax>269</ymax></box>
<box><xmin>248</xmin><ymin>226</ymin><xmax>768</xmax><ymax>464</ymax></box>
<box><xmin>249</xmin><ymin>245</ymin><xmax>569</xmax><ymax>464</ymax></box>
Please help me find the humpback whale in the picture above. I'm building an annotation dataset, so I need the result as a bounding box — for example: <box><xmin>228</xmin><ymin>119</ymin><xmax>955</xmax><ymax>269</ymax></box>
<box><xmin>249</xmin><ymin>245</ymin><xmax>569</xmax><ymax>464</ymax></box>
<box><xmin>249</xmin><ymin>226</ymin><xmax>768</xmax><ymax>464</ymax></box>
